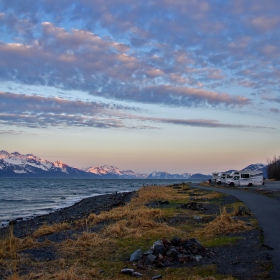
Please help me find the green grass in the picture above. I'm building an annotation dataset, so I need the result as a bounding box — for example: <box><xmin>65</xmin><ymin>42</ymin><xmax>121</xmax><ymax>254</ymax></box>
<box><xmin>200</xmin><ymin>236</ymin><xmax>242</xmax><ymax>247</ymax></box>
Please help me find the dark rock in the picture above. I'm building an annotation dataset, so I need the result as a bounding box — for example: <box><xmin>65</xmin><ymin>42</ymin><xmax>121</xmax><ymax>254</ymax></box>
<box><xmin>166</xmin><ymin>248</ymin><xmax>180</xmax><ymax>258</ymax></box>
<box><xmin>153</xmin><ymin>244</ymin><xmax>165</xmax><ymax>255</ymax></box>
<box><xmin>131</xmin><ymin>271</ymin><xmax>142</xmax><ymax>277</ymax></box>
<box><xmin>121</xmin><ymin>268</ymin><xmax>135</xmax><ymax>274</ymax></box>
<box><xmin>152</xmin><ymin>275</ymin><xmax>162</xmax><ymax>280</ymax></box>
<box><xmin>162</xmin><ymin>237</ymin><xmax>171</xmax><ymax>246</ymax></box>
<box><xmin>144</xmin><ymin>254</ymin><xmax>156</xmax><ymax>265</ymax></box>
<box><xmin>170</xmin><ymin>236</ymin><xmax>181</xmax><ymax>246</ymax></box>
<box><xmin>130</xmin><ymin>249</ymin><xmax>143</xmax><ymax>262</ymax></box>
<box><xmin>143</xmin><ymin>250</ymin><xmax>153</xmax><ymax>256</ymax></box>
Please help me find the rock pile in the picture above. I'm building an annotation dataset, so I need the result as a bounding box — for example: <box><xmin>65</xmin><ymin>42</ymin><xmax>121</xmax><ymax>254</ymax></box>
<box><xmin>121</xmin><ymin>237</ymin><xmax>216</xmax><ymax>277</ymax></box>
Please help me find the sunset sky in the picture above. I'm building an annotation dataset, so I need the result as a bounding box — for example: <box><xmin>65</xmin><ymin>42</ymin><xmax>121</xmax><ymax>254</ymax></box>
<box><xmin>0</xmin><ymin>0</ymin><xmax>279</xmax><ymax>174</ymax></box>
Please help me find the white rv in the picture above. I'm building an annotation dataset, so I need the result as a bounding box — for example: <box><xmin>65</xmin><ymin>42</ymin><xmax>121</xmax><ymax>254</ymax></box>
<box><xmin>216</xmin><ymin>171</ymin><xmax>234</xmax><ymax>185</ymax></box>
<box><xmin>227</xmin><ymin>170</ymin><xmax>264</xmax><ymax>187</ymax></box>
<box><xmin>212</xmin><ymin>172</ymin><xmax>219</xmax><ymax>182</ymax></box>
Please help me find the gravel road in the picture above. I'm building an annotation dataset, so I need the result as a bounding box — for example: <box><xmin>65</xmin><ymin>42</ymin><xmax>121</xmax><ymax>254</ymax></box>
<box><xmin>191</xmin><ymin>181</ymin><xmax>280</xmax><ymax>279</ymax></box>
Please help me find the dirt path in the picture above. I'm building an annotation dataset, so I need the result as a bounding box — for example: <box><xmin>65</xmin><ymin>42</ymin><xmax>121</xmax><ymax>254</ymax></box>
<box><xmin>190</xmin><ymin>183</ymin><xmax>280</xmax><ymax>279</ymax></box>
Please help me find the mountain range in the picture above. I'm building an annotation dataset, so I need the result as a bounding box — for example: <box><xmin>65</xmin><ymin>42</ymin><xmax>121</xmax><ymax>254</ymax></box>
<box><xmin>0</xmin><ymin>150</ymin><xmax>266</xmax><ymax>179</ymax></box>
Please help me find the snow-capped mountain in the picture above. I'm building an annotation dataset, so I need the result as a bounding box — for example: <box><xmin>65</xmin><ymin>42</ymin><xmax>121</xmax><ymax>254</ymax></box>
<box><xmin>241</xmin><ymin>163</ymin><xmax>266</xmax><ymax>171</ymax></box>
<box><xmin>0</xmin><ymin>150</ymin><xmax>195</xmax><ymax>179</ymax></box>
<box><xmin>0</xmin><ymin>150</ymin><xmax>94</xmax><ymax>178</ymax></box>
<box><xmin>85</xmin><ymin>165</ymin><xmax>147</xmax><ymax>179</ymax></box>
<box><xmin>147</xmin><ymin>171</ymin><xmax>192</xmax><ymax>179</ymax></box>
<box><xmin>241</xmin><ymin>163</ymin><xmax>268</xmax><ymax>178</ymax></box>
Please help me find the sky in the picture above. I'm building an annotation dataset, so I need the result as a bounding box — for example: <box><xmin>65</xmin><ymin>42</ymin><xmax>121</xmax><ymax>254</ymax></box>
<box><xmin>0</xmin><ymin>0</ymin><xmax>280</xmax><ymax>174</ymax></box>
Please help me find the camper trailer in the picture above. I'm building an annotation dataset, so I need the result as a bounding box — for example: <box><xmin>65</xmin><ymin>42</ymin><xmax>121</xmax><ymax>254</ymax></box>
<box><xmin>216</xmin><ymin>171</ymin><xmax>233</xmax><ymax>185</ymax></box>
<box><xmin>227</xmin><ymin>170</ymin><xmax>264</xmax><ymax>187</ymax></box>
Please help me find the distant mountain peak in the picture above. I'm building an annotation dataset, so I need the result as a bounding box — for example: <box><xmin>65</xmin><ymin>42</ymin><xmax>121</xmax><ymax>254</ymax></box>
<box><xmin>0</xmin><ymin>150</ymin><xmax>204</xmax><ymax>179</ymax></box>
<box><xmin>241</xmin><ymin>163</ymin><xmax>266</xmax><ymax>171</ymax></box>
<box><xmin>53</xmin><ymin>160</ymin><xmax>67</xmax><ymax>168</ymax></box>
<box><xmin>148</xmin><ymin>171</ymin><xmax>192</xmax><ymax>179</ymax></box>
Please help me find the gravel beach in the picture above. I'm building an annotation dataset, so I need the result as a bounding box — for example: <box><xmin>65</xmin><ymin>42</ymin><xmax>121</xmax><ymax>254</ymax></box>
<box><xmin>0</xmin><ymin>191</ymin><xmax>135</xmax><ymax>238</ymax></box>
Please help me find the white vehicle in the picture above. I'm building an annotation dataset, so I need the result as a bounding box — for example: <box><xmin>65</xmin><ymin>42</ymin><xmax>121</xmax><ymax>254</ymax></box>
<box><xmin>227</xmin><ymin>170</ymin><xmax>264</xmax><ymax>187</ymax></box>
<box><xmin>212</xmin><ymin>172</ymin><xmax>219</xmax><ymax>182</ymax></box>
<box><xmin>216</xmin><ymin>171</ymin><xmax>234</xmax><ymax>185</ymax></box>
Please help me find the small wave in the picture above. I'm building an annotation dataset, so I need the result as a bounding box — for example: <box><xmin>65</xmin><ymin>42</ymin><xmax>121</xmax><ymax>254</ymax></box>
<box><xmin>0</xmin><ymin>199</ymin><xmax>27</xmax><ymax>203</ymax></box>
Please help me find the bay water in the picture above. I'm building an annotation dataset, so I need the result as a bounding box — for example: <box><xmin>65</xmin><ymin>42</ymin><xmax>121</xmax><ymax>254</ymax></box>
<box><xmin>0</xmin><ymin>178</ymin><xmax>202</xmax><ymax>227</ymax></box>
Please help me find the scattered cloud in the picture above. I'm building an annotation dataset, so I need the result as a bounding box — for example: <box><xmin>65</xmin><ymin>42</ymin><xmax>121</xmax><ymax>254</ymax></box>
<box><xmin>0</xmin><ymin>91</ymin><xmax>145</xmax><ymax>129</ymax></box>
<box><xmin>96</xmin><ymin>85</ymin><xmax>250</xmax><ymax>107</ymax></box>
<box><xmin>263</xmin><ymin>96</ymin><xmax>280</xmax><ymax>104</ymax></box>
<box><xmin>150</xmin><ymin>117</ymin><xmax>274</xmax><ymax>129</ymax></box>
<box><xmin>270</xmin><ymin>108</ymin><xmax>280</xmax><ymax>113</ymax></box>
<box><xmin>0</xmin><ymin>129</ymin><xmax>31</xmax><ymax>135</ymax></box>
<box><xmin>0</xmin><ymin>91</ymin><xmax>267</xmax><ymax>130</ymax></box>
<box><xmin>0</xmin><ymin>0</ymin><xmax>279</xmax><ymax>128</ymax></box>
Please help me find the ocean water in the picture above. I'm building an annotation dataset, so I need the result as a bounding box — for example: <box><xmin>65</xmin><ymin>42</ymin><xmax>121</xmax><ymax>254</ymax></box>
<box><xmin>0</xmin><ymin>178</ymin><xmax>202</xmax><ymax>227</ymax></box>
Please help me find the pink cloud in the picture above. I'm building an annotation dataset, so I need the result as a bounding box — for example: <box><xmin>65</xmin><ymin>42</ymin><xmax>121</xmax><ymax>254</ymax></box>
<box><xmin>250</xmin><ymin>16</ymin><xmax>280</xmax><ymax>31</ymax></box>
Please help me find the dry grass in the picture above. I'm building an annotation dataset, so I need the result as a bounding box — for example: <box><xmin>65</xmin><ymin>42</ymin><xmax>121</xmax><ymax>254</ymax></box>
<box><xmin>83</xmin><ymin>185</ymin><xmax>187</xmax><ymax>240</ymax></box>
<box><xmin>189</xmin><ymin>277</ymin><xmax>234</xmax><ymax>280</ymax></box>
<box><xmin>21</xmin><ymin>266</ymin><xmax>92</xmax><ymax>280</ymax></box>
<box><xmin>59</xmin><ymin>232</ymin><xmax>114</xmax><ymax>259</ymax></box>
<box><xmin>87</xmin><ymin>205</ymin><xmax>163</xmax><ymax>225</ymax></box>
<box><xmin>0</xmin><ymin>184</ymin><xmax>257</xmax><ymax>279</ymax></box>
<box><xmin>199</xmin><ymin>182</ymin><xmax>211</xmax><ymax>186</ymax></box>
<box><xmin>0</xmin><ymin>232</ymin><xmax>36</xmax><ymax>259</ymax></box>
<box><xmin>102</xmin><ymin>216</ymin><xmax>182</xmax><ymax>239</ymax></box>
<box><xmin>6</xmin><ymin>274</ymin><xmax>23</xmax><ymax>280</ymax></box>
<box><xmin>202</xmin><ymin>192</ymin><xmax>224</xmax><ymax>200</ymax></box>
<box><xmin>33</xmin><ymin>222</ymin><xmax>70</xmax><ymax>238</ymax></box>
<box><xmin>130</xmin><ymin>185</ymin><xmax>188</xmax><ymax>206</ymax></box>
<box><xmin>198</xmin><ymin>209</ymin><xmax>250</xmax><ymax>237</ymax></box>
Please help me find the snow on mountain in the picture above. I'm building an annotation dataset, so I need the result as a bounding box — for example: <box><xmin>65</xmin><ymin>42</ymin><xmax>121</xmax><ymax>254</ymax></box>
<box><xmin>85</xmin><ymin>165</ymin><xmax>147</xmax><ymax>178</ymax></box>
<box><xmin>0</xmin><ymin>150</ymin><xmax>194</xmax><ymax>179</ymax></box>
<box><xmin>0</xmin><ymin>150</ymin><xmax>92</xmax><ymax>178</ymax></box>
<box><xmin>147</xmin><ymin>171</ymin><xmax>192</xmax><ymax>179</ymax></box>
<box><xmin>241</xmin><ymin>163</ymin><xmax>266</xmax><ymax>171</ymax></box>
<box><xmin>85</xmin><ymin>165</ymin><xmax>122</xmax><ymax>175</ymax></box>
<box><xmin>0</xmin><ymin>150</ymin><xmax>10</xmax><ymax>159</ymax></box>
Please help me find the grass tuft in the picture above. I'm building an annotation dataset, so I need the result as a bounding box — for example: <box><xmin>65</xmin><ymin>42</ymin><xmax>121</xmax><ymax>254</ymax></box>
<box><xmin>33</xmin><ymin>223</ymin><xmax>70</xmax><ymax>238</ymax></box>
<box><xmin>199</xmin><ymin>209</ymin><xmax>250</xmax><ymax>237</ymax></box>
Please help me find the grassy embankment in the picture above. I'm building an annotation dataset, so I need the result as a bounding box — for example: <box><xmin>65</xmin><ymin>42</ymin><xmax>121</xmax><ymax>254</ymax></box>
<box><xmin>0</xmin><ymin>183</ymin><xmax>260</xmax><ymax>279</ymax></box>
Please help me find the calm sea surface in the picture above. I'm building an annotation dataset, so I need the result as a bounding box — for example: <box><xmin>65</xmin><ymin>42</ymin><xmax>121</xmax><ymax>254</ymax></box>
<box><xmin>0</xmin><ymin>178</ymin><xmax>202</xmax><ymax>227</ymax></box>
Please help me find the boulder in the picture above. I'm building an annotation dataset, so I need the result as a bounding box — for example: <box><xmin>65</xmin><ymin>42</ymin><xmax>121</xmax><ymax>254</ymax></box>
<box><xmin>144</xmin><ymin>254</ymin><xmax>156</xmax><ymax>265</ymax></box>
<box><xmin>130</xmin><ymin>249</ymin><xmax>143</xmax><ymax>262</ymax></box>
<box><xmin>166</xmin><ymin>248</ymin><xmax>180</xmax><ymax>258</ymax></box>
<box><xmin>153</xmin><ymin>244</ymin><xmax>165</xmax><ymax>255</ymax></box>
